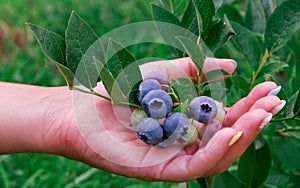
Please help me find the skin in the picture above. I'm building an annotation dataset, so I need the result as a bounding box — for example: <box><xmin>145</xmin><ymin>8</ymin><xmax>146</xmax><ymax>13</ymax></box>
<box><xmin>0</xmin><ymin>57</ymin><xmax>283</xmax><ymax>182</ymax></box>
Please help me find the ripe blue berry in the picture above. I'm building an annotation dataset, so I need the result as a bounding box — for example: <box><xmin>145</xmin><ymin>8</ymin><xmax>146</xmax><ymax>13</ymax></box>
<box><xmin>144</xmin><ymin>72</ymin><xmax>168</xmax><ymax>88</ymax></box>
<box><xmin>137</xmin><ymin>79</ymin><xmax>161</xmax><ymax>104</ymax></box>
<box><xmin>164</xmin><ymin>112</ymin><xmax>190</xmax><ymax>139</ymax></box>
<box><xmin>142</xmin><ymin>89</ymin><xmax>172</xmax><ymax>119</ymax></box>
<box><xmin>136</xmin><ymin>118</ymin><xmax>164</xmax><ymax>145</ymax></box>
<box><xmin>189</xmin><ymin>96</ymin><xmax>218</xmax><ymax>124</ymax></box>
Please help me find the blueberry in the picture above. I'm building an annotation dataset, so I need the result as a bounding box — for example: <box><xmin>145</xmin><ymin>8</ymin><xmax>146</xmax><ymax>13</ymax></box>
<box><xmin>144</xmin><ymin>72</ymin><xmax>168</xmax><ymax>89</ymax></box>
<box><xmin>136</xmin><ymin>118</ymin><xmax>164</xmax><ymax>145</ymax></box>
<box><xmin>137</xmin><ymin>79</ymin><xmax>161</xmax><ymax>104</ymax></box>
<box><xmin>189</xmin><ymin>96</ymin><xmax>218</xmax><ymax>124</ymax></box>
<box><xmin>142</xmin><ymin>89</ymin><xmax>172</xmax><ymax>119</ymax></box>
<box><xmin>177</xmin><ymin>124</ymin><xmax>198</xmax><ymax>146</ymax></box>
<box><xmin>201</xmin><ymin>119</ymin><xmax>222</xmax><ymax>144</ymax></box>
<box><xmin>130</xmin><ymin>108</ymin><xmax>147</xmax><ymax>127</ymax></box>
<box><xmin>164</xmin><ymin>112</ymin><xmax>190</xmax><ymax>139</ymax></box>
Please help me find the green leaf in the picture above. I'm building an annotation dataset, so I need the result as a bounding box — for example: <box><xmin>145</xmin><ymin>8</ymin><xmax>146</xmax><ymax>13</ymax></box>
<box><xmin>93</xmin><ymin>57</ymin><xmax>123</xmax><ymax>104</ymax></box>
<box><xmin>54</xmin><ymin>62</ymin><xmax>74</xmax><ymax>89</ymax></box>
<box><xmin>245</xmin><ymin>0</ymin><xmax>267</xmax><ymax>33</ymax></box>
<box><xmin>159</xmin><ymin>0</ymin><xmax>190</xmax><ymax>17</ymax></box>
<box><xmin>238</xmin><ymin>139</ymin><xmax>271</xmax><ymax>188</ymax></box>
<box><xmin>106</xmin><ymin>39</ymin><xmax>142</xmax><ymax>104</ymax></box>
<box><xmin>169</xmin><ymin>77</ymin><xmax>197</xmax><ymax>103</ymax></box>
<box><xmin>66</xmin><ymin>11</ymin><xmax>99</xmax><ymax>72</ymax></box>
<box><xmin>265</xmin><ymin>0</ymin><xmax>300</xmax><ymax>52</ymax></box>
<box><xmin>151</xmin><ymin>3</ymin><xmax>182</xmax><ymax>26</ymax></box>
<box><xmin>272</xmin><ymin>137</ymin><xmax>300</xmax><ymax>172</ymax></box>
<box><xmin>26</xmin><ymin>23</ymin><xmax>66</xmax><ymax>65</ymax></box>
<box><xmin>258</xmin><ymin>58</ymin><xmax>288</xmax><ymax>77</ymax></box>
<box><xmin>176</xmin><ymin>36</ymin><xmax>205</xmax><ymax>73</ymax></box>
<box><xmin>285</xmin><ymin>89</ymin><xmax>300</xmax><ymax>117</ymax></box>
<box><xmin>151</xmin><ymin>3</ymin><xmax>183</xmax><ymax>56</ymax></box>
<box><xmin>261</xmin><ymin>0</ymin><xmax>278</xmax><ymax>21</ymax></box>
<box><xmin>204</xmin><ymin>15</ymin><xmax>236</xmax><ymax>52</ymax></box>
<box><xmin>65</xmin><ymin>11</ymin><xmax>100</xmax><ymax>89</ymax></box>
<box><xmin>181</xmin><ymin>0</ymin><xmax>215</xmax><ymax>36</ymax></box>
<box><xmin>214</xmin><ymin>171</ymin><xmax>247</xmax><ymax>188</ymax></box>
<box><xmin>26</xmin><ymin>23</ymin><xmax>74</xmax><ymax>88</ymax></box>
<box><xmin>231</xmin><ymin>22</ymin><xmax>264</xmax><ymax>70</ymax></box>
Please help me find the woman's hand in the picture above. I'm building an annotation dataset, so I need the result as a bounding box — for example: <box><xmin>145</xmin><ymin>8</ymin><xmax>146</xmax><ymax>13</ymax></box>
<box><xmin>0</xmin><ymin>57</ymin><xmax>284</xmax><ymax>182</ymax></box>
<box><xmin>52</xmin><ymin>57</ymin><xmax>284</xmax><ymax>182</ymax></box>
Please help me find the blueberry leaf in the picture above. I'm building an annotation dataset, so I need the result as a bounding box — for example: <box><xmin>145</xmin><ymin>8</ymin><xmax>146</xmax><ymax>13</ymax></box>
<box><xmin>238</xmin><ymin>139</ymin><xmax>271</xmax><ymax>188</ymax></box>
<box><xmin>285</xmin><ymin>89</ymin><xmax>300</xmax><ymax>117</ymax></box>
<box><xmin>204</xmin><ymin>15</ymin><xmax>235</xmax><ymax>52</ymax></box>
<box><xmin>258</xmin><ymin>58</ymin><xmax>288</xmax><ymax>77</ymax></box>
<box><xmin>272</xmin><ymin>137</ymin><xmax>300</xmax><ymax>172</ymax></box>
<box><xmin>54</xmin><ymin>62</ymin><xmax>74</xmax><ymax>89</ymax></box>
<box><xmin>65</xmin><ymin>11</ymin><xmax>99</xmax><ymax>89</ymax></box>
<box><xmin>176</xmin><ymin>36</ymin><xmax>205</xmax><ymax>73</ymax></box>
<box><xmin>158</xmin><ymin>0</ymin><xmax>189</xmax><ymax>17</ymax></box>
<box><xmin>214</xmin><ymin>171</ymin><xmax>247</xmax><ymax>188</ymax></box>
<box><xmin>151</xmin><ymin>3</ymin><xmax>183</xmax><ymax>56</ymax></box>
<box><xmin>169</xmin><ymin>77</ymin><xmax>198</xmax><ymax>103</ymax></box>
<box><xmin>93</xmin><ymin>57</ymin><xmax>123</xmax><ymax>104</ymax></box>
<box><xmin>26</xmin><ymin>23</ymin><xmax>66</xmax><ymax>65</ymax></box>
<box><xmin>106</xmin><ymin>39</ymin><xmax>142</xmax><ymax>104</ymax></box>
<box><xmin>26</xmin><ymin>23</ymin><xmax>74</xmax><ymax>88</ymax></box>
<box><xmin>231</xmin><ymin>21</ymin><xmax>264</xmax><ymax>70</ymax></box>
<box><xmin>181</xmin><ymin>0</ymin><xmax>215</xmax><ymax>36</ymax></box>
<box><xmin>245</xmin><ymin>0</ymin><xmax>267</xmax><ymax>33</ymax></box>
<box><xmin>265</xmin><ymin>0</ymin><xmax>300</xmax><ymax>52</ymax></box>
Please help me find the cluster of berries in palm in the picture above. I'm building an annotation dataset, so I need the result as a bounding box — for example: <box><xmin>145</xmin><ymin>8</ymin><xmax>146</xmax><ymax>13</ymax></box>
<box><xmin>131</xmin><ymin>74</ymin><xmax>226</xmax><ymax>148</ymax></box>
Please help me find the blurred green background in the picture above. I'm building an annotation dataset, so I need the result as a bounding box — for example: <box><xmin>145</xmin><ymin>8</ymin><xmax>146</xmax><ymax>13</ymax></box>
<box><xmin>0</xmin><ymin>0</ymin><xmax>181</xmax><ymax>187</ymax></box>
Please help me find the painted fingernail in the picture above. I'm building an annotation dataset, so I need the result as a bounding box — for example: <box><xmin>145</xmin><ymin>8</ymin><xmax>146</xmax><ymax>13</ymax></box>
<box><xmin>271</xmin><ymin>100</ymin><xmax>286</xmax><ymax>115</ymax></box>
<box><xmin>222</xmin><ymin>59</ymin><xmax>237</xmax><ymax>69</ymax></box>
<box><xmin>228</xmin><ymin>131</ymin><xmax>243</xmax><ymax>147</ymax></box>
<box><xmin>258</xmin><ymin>113</ymin><xmax>273</xmax><ymax>131</ymax></box>
<box><xmin>267</xmin><ymin>86</ymin><xmax>281</xmax><ymax>96</ymax></box>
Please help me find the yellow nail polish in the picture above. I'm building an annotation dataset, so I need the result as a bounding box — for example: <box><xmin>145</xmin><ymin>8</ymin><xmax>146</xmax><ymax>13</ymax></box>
<box><xmin>228</xmin><ymin>131</ymin><xmax>243</xmax><ymax>147</ymax></box>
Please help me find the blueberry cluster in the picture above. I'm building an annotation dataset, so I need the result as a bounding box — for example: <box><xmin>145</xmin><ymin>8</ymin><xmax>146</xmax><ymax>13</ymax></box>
<box><xmin>131</xmin><ymin>75</ymin><xmax>225</xmax><ymax>148</ymax></box>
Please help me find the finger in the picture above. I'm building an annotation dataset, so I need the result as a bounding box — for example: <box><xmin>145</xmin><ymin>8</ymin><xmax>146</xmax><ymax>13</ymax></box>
<box><xmin>249</xmin><ymin>95</ymin><xmax>285</xmax><ymax>115</ymax></box>
<box><xmin>203</xmin><ymin>57</ymin><xmax>236</xmax><ymax>74</ymax></box>
<box><xmin>159</xmin><ymin>128</ymin><xmax>238</xmax><ymax>182</ymax></box>
<box><xmin>139</xmin><ymin>57</ymin><xmax>237</xmax><ymax>80</ymax></box>
<box><xmin>223</xmin><ymin>81</ymin><xmax>278</xmax><ymax>127</ymax></box>
<box><xmin>203</xmin><ymin>109</ymin><xmax>270</xmax><ymax>176</ymax></box>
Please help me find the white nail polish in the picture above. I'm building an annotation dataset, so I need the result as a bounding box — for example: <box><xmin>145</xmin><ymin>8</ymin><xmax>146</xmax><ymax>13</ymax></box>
<box><xmin>258</xmin><ymin>113</ymin><xmax>273</xmax><ymax>131</ymax></box>
<box><xmin>267</xmin><ymin>86</ymin><xmax>282</xmax><ymax>96</ymax></box>
<box><xmin>271</xmin><ymin>100</ymin><xmax>286</xmax><ymax>115</ymax></box>
<box><xmin>222</xmin><ymin>59</ymin><xmax>237</xmax><ymax>69</ymax></box>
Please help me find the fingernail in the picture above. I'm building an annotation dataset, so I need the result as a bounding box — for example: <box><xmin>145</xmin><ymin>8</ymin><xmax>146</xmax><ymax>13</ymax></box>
<box><xmin>258</xmin><ymin>113</ymin><xmax>273</xmax><ymax>131</ymax></box>
<box><xmin>222</xmin><ymin>59</ymin><xmax>237</xmax><ymax>69</ymax></box>
<box><xmin>267</xmin><ymin>86</ymin><xmax>281</xmax><ymax>96</ymax></box>
<box><xmin>271</xmin><ymin>100</ymin><xmax>286</xmax><ymax>115</ymax></box>
<box><xmin>228</xmin><ymin>131</ymin><xmax>243</xmax><ymax>147</ymax></box>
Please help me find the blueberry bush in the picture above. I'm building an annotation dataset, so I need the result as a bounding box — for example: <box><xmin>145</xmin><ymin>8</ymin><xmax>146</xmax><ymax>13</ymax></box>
<box><xmin>4</xmin><ymin>0</ymin><xmax>300</xmax><ymax>187</ymax></box>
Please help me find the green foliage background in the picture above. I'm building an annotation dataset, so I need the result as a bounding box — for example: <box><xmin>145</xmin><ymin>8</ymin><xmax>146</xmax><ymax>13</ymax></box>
<box><xmin>0</xmin><ymin>0</ymin><xmax>300</xmax><ymax>187</ymax></box>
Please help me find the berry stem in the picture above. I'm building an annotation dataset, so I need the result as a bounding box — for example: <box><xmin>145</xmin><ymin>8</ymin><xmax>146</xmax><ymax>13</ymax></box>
<box><xmin>73</xmin><ymin>86</ymin><xmax>141</xmax><ymax>108</ymax></box>
<box><xmin>250</xmin><ymin>49</ymin><xmax>270</xmax><ymax>86</ymax></box>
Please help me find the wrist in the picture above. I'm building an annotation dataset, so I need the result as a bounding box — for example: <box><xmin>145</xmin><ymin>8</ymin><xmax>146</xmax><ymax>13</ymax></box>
<box><xmin>0</xmin><ymin>82</ymin><xmax>74</xmax><ymax>155</ymax></box>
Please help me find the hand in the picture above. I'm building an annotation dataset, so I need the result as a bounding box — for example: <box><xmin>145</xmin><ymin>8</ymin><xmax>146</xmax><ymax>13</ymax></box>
<box><xmin>51</xmin><ymin>57</ymin><xmax>284</xmax><ymax>182</ymax></box>
<box><xmin>0</xmin><ymin>57</ymin><xmax>281</xmax><ymax>182</ymax></box>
